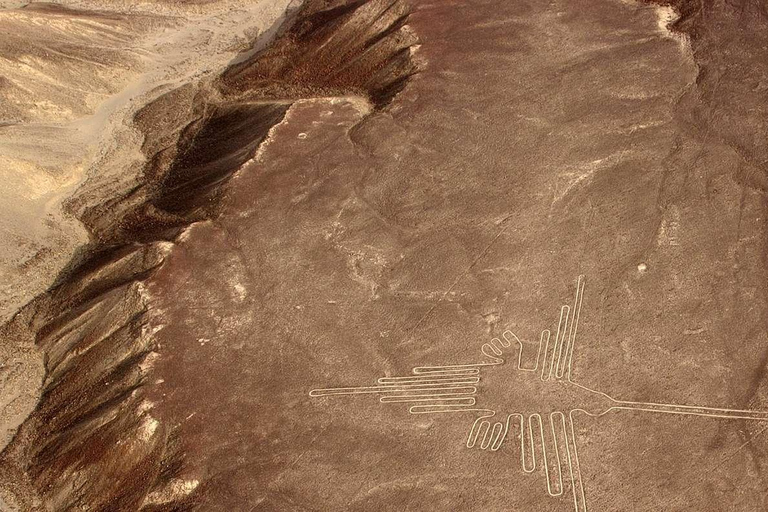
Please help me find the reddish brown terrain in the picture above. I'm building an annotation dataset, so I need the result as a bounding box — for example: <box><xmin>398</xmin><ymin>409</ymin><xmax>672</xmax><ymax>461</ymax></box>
<box><xmin>2</xmin><ymin>0</ymin><xmax>768</xmax><ymax>511</ymax></box>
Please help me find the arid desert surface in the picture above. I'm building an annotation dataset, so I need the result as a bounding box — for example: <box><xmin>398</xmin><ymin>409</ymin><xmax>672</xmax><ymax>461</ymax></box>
<box><xmin>2</xmin><ymin>0</ymin><xmax>768</xmax><ymax>511</ymax></box>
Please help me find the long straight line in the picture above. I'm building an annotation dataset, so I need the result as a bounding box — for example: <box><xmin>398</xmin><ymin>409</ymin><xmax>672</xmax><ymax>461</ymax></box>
<box><xmin>309</xmin><ymin>382</ymin><xmax>477</xmax><ymax>396</ymax></box>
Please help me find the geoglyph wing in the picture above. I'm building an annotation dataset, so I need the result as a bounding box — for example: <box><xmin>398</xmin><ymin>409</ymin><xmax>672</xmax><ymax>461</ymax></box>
<box><xmin>309</xmin><ymin>275</ymin><xmax>768</xmax><ymax>512</ymax></box>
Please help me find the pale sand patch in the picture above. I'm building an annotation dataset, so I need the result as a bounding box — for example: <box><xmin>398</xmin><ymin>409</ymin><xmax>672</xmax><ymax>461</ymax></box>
<box><xmin>0</xmin><ymin>0</ymin><xmax>301</xmax><ymax>323</ymax></box>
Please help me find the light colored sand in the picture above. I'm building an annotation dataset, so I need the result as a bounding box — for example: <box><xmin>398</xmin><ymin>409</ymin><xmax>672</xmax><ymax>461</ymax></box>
<box><xmin>0</xmin><ymin>0</ymin><xmax>299</xmax><ymax>462</ymax></box>
<box><xmin>0</xmin><ymin>0</ymin><xmax>299</xmax><ymax>323</ymax></box>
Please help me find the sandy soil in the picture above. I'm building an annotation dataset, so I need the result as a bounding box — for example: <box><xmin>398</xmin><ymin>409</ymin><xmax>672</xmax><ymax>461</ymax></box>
<box><xmin>0</xmin><ymin>0</ymin><xmax>297</xmax><ymax>507</ymax></box>
<box><xmin>3</xmin><ymin>0</ymin><xmax>768</xmax><ymax>510</ymax></box>
<box><xmin>0</xmin><ymin>0</ymin><xmax>299</xmax><ymax>323</ymax></box>
<box><xmin>140</xmin><ymin>1</ymin><xmax>768</xmax><ymax>510</ymax></box>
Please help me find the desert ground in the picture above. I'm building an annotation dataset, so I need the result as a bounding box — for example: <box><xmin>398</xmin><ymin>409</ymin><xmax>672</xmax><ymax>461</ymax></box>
<box><xmin>1</xmin><ymin>0</ymin><xmax>768</xmax><ymax>511</ymax></box>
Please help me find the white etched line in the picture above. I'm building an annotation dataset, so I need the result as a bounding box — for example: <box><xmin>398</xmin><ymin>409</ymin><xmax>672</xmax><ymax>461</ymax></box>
<box><xmin>488</xmin><ymin>422</ymin><xmax>503</xmax><ymax>450</ymax></box>
<box><xmin>565</xmin><ymin>275</ymin><xmax>585</xmax><ymax>381</ymax></box>
<box><xmin>532</xmin><ymin>412</ymin><xmax>562</xmax><ymax>497</ymax></box>
<box><xmin>310</xmin><ymin>275</ymin><xmax>768</xmax><ymax>512</ymax></box>
<box><xmin>483</xmin><ymin>341</ymin><xmax>503</xmax><ymax>359</ymax></box>
<box><xmin>547</xmin><ymin>305</ymin><xmax>569</xmax><ymax>381</ymax></box>
<box><xmin>401</xmin><ymin>368</ymin><xmax>479</xmax><ymax>376</ymax></box>
<box><xmin>381</xmin><ymin>394</ymin><xmax>476</xmax><ymax>404</ymax></box>
<box><xmin>492</xmin><ymin>336</ymin><xmax>511</xmax><ymax>350</ymax></box>
<box><xmin>478</xmin><ymin>421</ymin><xmax>493</xmax><ymax>449</ymax></box>
<box><xmin>545</xmin><ymin>412</ymin><xmax>568</xmax><ymax>497</ymax></box>
<box><xmin>467</xmin><ymin>414</ymin><xmax>485</xmax><ymax>448</ymax></box>
<box><xmin>567</xmin><ymin>411</ymin><xmax>588</xmax><ymax>512</ymax></box>
<box><xmin>535</xmin><ymin>329</ymin><xmax>550</xmax><ymax>372</ymax></box>
<box><xmin>466</xmin><ymin>410</ymin><xmax>512</xmax><ymax>452</ymax></box>
<box><xmin>384</xmin><ymin>397</ymin><xmax>477</xmax><ymax>406</ymax></box>
<box><xmin>511</xmin><ymin>414</ymin><xmax>536</xmax><ymax>473</ymax></box>
<box><xmin>528</xmin><ymin>414</ymin><xmax>543</xmax><ymax>473</ymax></box>
<box><xmin>378</xmin><ymin>374</ymin><xmax>479</xmax><ymax>383</ymax></box>
<box><xmin>614</xmin><ymin>401</ymin><xmax>768</xmax><ymax>421</ymax></box>
<box><xmin>410</xmin><ymin>405</ymin><xmax>489</xmax><ymax>414</ymax></box>
<box><xmin>491</xmin><ymin>415</ymin><xmax>512</xmax><ymax>451</ymax></box>
<box><xmin>413</xmin><ymin>363</ymin><xmax>498</xmax><ymax>374</ymax></box>
<box><xmin>540</xmin><ymin>328</ymin><xmax>553</xmax><ymax>381</ymax></box>
<box><xmin>381</xmin><ymin>392</ymin><xmax>477</xmax><ymax>403</ymax></box>
<box><xmin>383</xmin><ymin>370</ymin><xmax>480</xmax><ymax>378</ymax></box>
<box><xmin>467</xmin><ymin>420</ymin><xmax>483</xmax><ymax>448</ymax></box>
<box><xmin>553</xmin><ymin>305</ymin><xmax>571</xmax><ymax>380</ymax></box>
<box><xmin>563</xmin><ymin>412</ymin><xmax>579</xmax><ymax>512</ymax></box>
<box><xmin>409</xmin><ymin>369</ymin><xmax>481</xmax><ymax>377</ymax></box>
<box><xmin>309</xmin><ymin>382</ymin><xmax>480</xmax><ymax>397</ymax></box>
<box><xmin>535</xmin><ymin>330</ymin><xmax>548</xmax><ymax>371</ymax></box>
<box><xmin>504</xmin><ymin>329</ymin><xmax>547</xmax><ymax>372</ymax></box>
<box><xmin>378</xmin><ymin>387</ymin><xmax>477</xmax><ymax>397</ymax></box>
<box><xmin>557</xmin><ymin>278</ymin><xmax>583</xmax><ymax>379</ymax></box>
<box><xmin>377</xmin><ymin>376</ymin><xmax>480</xmax><ymax>385</ymax></box>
